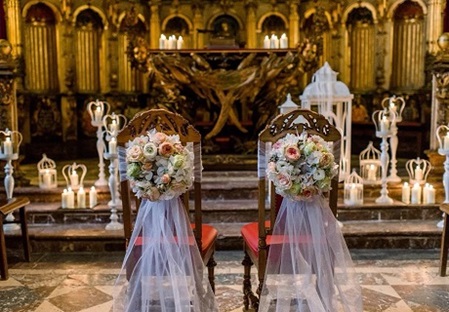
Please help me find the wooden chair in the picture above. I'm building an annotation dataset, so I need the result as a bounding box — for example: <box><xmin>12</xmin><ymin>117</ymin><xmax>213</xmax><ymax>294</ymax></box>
<box><xmin>439</xmin><ymin>203</ymin><xmax>449</xmax><ymax>276</ymax></box>
<box><xmin>240</xmin><ymin>109</ymin><xmax>341</xmax><ymax>311</ymax></box>
<box><xmin>116</xmin><ymin>108</ymin><xmax>218</xmax><ymax>292</ymax></box>
<box><xmin>0</xmin><ymin>196</ymin><xmax>31</xmax><ymax>280</ymax></box>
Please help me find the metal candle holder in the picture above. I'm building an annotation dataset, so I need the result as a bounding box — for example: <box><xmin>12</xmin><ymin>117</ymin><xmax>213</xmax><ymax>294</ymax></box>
<box><xmin>436</xmin><ymin>124</ymin><xmax>449</xmax><ymax>228</ymax></box>
<box><xmin>62</xmin><ymin>162</ymin><xmax>87</xmax><ymax>192</ymax></box>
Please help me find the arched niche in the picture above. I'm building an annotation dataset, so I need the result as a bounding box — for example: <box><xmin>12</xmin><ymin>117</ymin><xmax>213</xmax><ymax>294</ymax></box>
<box><xmin>260</xmin><ymin>14</ymin><xmax>287</xmax><ymax>36</ymax></box>
<box><xmin>72</xmin><ymin>5</ymin><xmax>109</xmax><ymax>30</ymax></box>
<box><xmin>162</xmin><ymin>15</ymin><xmax>192</xmax><ymax>36</ymax></box>
<box><xmin>22</xmin><ymin>0</ymin><xmax>62</xmax><ymax>22</ymax></box>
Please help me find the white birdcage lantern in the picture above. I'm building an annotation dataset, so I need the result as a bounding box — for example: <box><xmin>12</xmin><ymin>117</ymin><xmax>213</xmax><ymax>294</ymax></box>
<box><xmin>359</xmin><ymin>141</ymin><xmax>381</xmax><ymax>185</ymax></box>
<box><xmin>279</xmin><ymin>93</ymin><xmax>299</xmax><ymax>114</ymax></box>
<box><xmin>62</xmin><ymin>162</ymin><xmax>87</xmax><ymax>191</ymax></box>
<box><xmin>344</xmin><ymin>169</ymin><xmax>364</xmax><ymax>206</ymax></box>
<box><xmin>300</xmin><ymin>62</ymin><xmax>353</xmax><ymax>180</ymax></box>
<box><xmin>405</xmin><ymin>157</ymin><xmax>432</xmax><ymax>186</ymax></box>
<box><xmin>37</xmin><ymin>154</ymin><xmax>57</xmax><ymax>189</ymax></box>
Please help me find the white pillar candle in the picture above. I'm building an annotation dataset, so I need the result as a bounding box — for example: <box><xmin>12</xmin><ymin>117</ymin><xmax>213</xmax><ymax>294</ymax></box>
<box><xmin>61</xmin><ymin>189</ymin><xmax>68</xmax><ymax>209</ymax></box>
<box><xmin>89</xmin><ymin>186</ymin><xmax>98</xmax><ymax>208</ymax></box>
<box><xmin>109</xmin><ymin>119</ymin><xmax>118</xmax><ymax>135</ymax></box>
<box><xmin>444</xmin><ymin>133</ymin><xmax>449</xmax><ymax>150</ymax></box>
<box><xmin>380</xmin><ymin>116</ymin><xmax>389</xmax><ymax>132</ymax></box>
<box><xmin>263</xmin><ymin>35</ymin><xmax>270</xmax><ymax>49</ymax></box>
<box><xmin>414</xmin><ymin>165</ymin><xmax>423</xmax><ymax>182</ymax></box>
<box><xmin>94</xmin><ymin>106</ymin><xmax>102</xmax><ymax>122</ymax></box>
<box><xmin>402</xmin><ymin>182</ymin><xmax>410</xmax><ymax>204</ymax></box>
<box><xmin>427</xmin><ymin>185</ymin><xmax>436</xmax><ymax>204</ymax></box>
<box><xmin>422</xmin><ymin>183</ymin><xmax>430</xmax><ymax>204</ymax></box>
<box><xmin>67</xmin><ymin>187</ymin><xmax>75</xmax><ymax>208</ymax></box>
<box><xmin>70</xmin><ymin>169</ymin><xmax>79</xmax><ymax>189</ymax></box>
<box><xmin>411</xmin><ymin>183</ymin><xmax>421</xmax><ymax>204</ymax></box>
<box><xmin>349</xmin><ymin>183</ymin><xmax>358</xmax><ymax>204</ymax></box>
<box><xmin>109</xmin><ymin>137</ymin><xmax>117</xmax><ymax>154</ymax></box>
<box><xmin>280</xmin><ymin>33</ymin><xmax>288</xmax><ymax>48</ymax></box>
<box><xmin>270</xmin><ymin>34</ymin><xmax>276</xmax><ymax>49</ymax></box>
<box><xmin>164</xmin><ymin>36</ymin><xmax>170</xmax><ymax>49</ymax></box>
<box><xmin>43</xmin><ymin>169</ymin><xmax>52</xmax><ymax>187</ymax></box>
<box><xmin>170</xmin><ymin>35</ymin><xmax>177</xmax><ymax>49</ymax></box>
<box><xmin>3</xmin><ymin>137</ymin><xmax>13</xmax><ymax>155</ymax></box>
<box><xmin>177</xmin><ymin>36</ymin><xmax>184</xmax><ymax>49</ymax></box>
<box><xmin>367</xmin><ymin>164</ymin><xmax>376</xmax><ymax>181</ymax></box>
<box><xmin>77</xmin><ymin>186</ymin><xmax>86</xmax><ymax>208</ymax></box>
<box><xmin>159</xmin><ymin>34</ymin><xmax>166</xmax><ymax>49</ymax></box>
<box><xmin>389</xmin><ymin>101</ymin><xmax>397</xmax><ymax>114</ymax></box>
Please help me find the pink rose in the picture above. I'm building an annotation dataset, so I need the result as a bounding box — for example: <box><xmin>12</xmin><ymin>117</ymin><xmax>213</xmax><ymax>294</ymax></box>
<box><xmin>174</xmin><ymin>143</ymin><xmax>185</xmax><ymax>152</ymax></box>
<box><xmin>160</xmin><ymin>174</ymin><xmax>171</xmax><ymax>184</ymax></box>
<box><xmin>301</xmin><ymin>187</ymin><xmax>317</xmax><ymax>199</ymax></box>
<box><xmin>153</xmin><ymin>132</ymin><xmax>167</xmax><ymax>144</ymax></box>
<box><xmin>284</xmin><ymin>145</ymin><xmax>300</xmax><ymax>161</ymax></box>
<box><xmin>141</xmin><ymin>162</ymin><xmax>153</xmax><ymax>171</ymax></box>
<box><xmin>127</xmin><ymin>145</ymin><xmax>143</xmax><ymax>162</ymax></box>
<box><xmin>276</xmin><ymin>173</ymin><xmax>292</xmax><ymax>190</ymax></box>
<box><xmin>159</xmin><ymin>142</ymin><xmax>175</xmax><ymax>156</ymax></box>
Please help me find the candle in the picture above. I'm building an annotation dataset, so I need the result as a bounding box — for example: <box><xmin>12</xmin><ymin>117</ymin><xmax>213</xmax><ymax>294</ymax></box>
<box><xmin>402</xmin><ymin>182</ymin><xmax>410</xmax><ymax>204</ymax></box>
<box><xmin>67</xmin><ymin>187</ymin><xmax>75</xmax><ymax>208</ymax></box>
<box><xmin>380</xmin><ymin>116</ymin><xmax>389</xmax><ymax>132</ymax></box>
<box><xmin>411</xmin><ymin>183</ymin><xmax>421</xmax><ymax>204</ymax></box>
<box><xmin>422</xmin><ymin>183</ymin><xmax>430</xmax><ymax>204</ymax></box>
<box><xmin>164</xmin><ymin>35</ymin><xmax>170</xmax><ymax>49</ymax></box>
<box><xmin>3</xmin><ymin>137</ymin><xmax>13</xmax><ymax>156</ymax></box>
<box><xmin>177</xmin><ymin>36</ymin><xmax>184</xmax><ymax>49</ymax></box>
<box><xmin>170</xmin><ymin>35</ymin><xmax>177</xmax><ymax>49</ymax></box>
<box><xmin>109</xmin><ymin>119</ymin><xmax>118</xmax><ymax>134</ymax></box>
<box><xmin>389</xmin><ymin>101</ymin><xmax>397</xmax><ymax>113</ymax></box>
<box><xmin>414</xmin><ymin>165</ymin><xmax>423</xmax><ymax>182</ymax></box>
<box><xmin>367</xmin><ymin>164</ymin><xmax>376</xmax><ymax>181</ymax></box>
<box><xmin>159</xmin><ymin>34</ymin><xmax>166</xmax><ymax>49</ymax></box>
<box><xmin>70</xmin><ymin>169</ymin><xmax>79</xmax><ymax>189</ymax></box>
<box><xmin>444</xmin><ymin>133</ymin><xmax>449</xmax><ymax>150</ymax></box>
<box><xmin>349</xmin><ymin>183</ymin><xmax>358</xmax><ymax>204</ymax></box>
<box><xmin>43</xmin><ymin>169</ymin><xmax>52</xmax><ymax>188</ymax></box>
<box><xmin>427</xmin><ymin>185</ymin><xmax>436</xmax><ymax>204</ymax></box>
<box><xmin>61</xmin><ymin>189</ymin><xmax>68</xmax><ymax>209</ymax></box>
<box><xmin>77</xmin><ymin>186</ymin><xmax>86</xmax><ymax>208</ymax></box>
<box><xmin>109</xmin><ymin>137</ymin><xmax>117</xmax><ymax>154</ymax></box>
<box><xmin>94</xmin><ymin>106</ymin><xmax>102</xmax><ymax>122</ymax></box>
<box><xmin>89</xmin><ymin>186</ymin><xmax>98</xmax><ymax>208</ymax></box>
<box><xmin>280</xmin><ymin>33</ymin><xmax>288</xmax><ymax>49</ymax></box>
<box><xmin>263</xmin><ymin>35</ymin><xmax>270</xmax><ymax>49</ymax></box>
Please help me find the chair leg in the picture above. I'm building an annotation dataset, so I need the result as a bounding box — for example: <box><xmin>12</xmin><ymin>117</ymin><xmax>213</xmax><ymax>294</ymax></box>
<box><xmin>19</xmin><ymin>207</ymin><xmax>31</xmax><ymax>262</ymax></box>
<box><xmin>206</xmin><ymin>253</ymin><xmax>217</xmax><ymax>293</ymax></box>
<box><xmin>0</xmin><ymin>215</ymin><xmax>8</xmax><ymax>280</ymax></box>
<box><xmin>440</xmin><ymin>213</ymin><xmax>449</xmax><ymax>277</ymax></box>
<box><xmin>242</xmin><ymin>251</ymin><xmax>258</xmax><ymax>311</ymax></box>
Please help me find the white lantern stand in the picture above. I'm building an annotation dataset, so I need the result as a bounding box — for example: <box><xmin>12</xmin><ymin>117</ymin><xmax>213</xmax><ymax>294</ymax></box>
<box><xmin>344</xmin><ymin>169</ymin><xmax>364</xmax><ymax>206</ymax></box>
<box><xmin>300</xmin><ymin>62</ymin><xmax>353</xmax><ymax>181</ymax></box>
<box><xmin>279</xmin><ymin>93</ymin><xmax>299</xmax><ymax>114</ymax></box>
<box><xmin>62</xmin><ymin>162</ymin><xmax>87</xmax><ymax>192</ymax></box>
<box><xmin>37</xmin><ymin>153</ymin><xmax>58</xmax><ymax>189</ymax></box>
<box><xmin>103</xmin><ymin>112</ymin><xmax>127</xmax><ymax>231</ymax></box>
<box><xmin>359</xmin><ymin>141</ymin><xmax>382</xmax><ymax>185</ymax></box>
<box><xmin>372</xmin><ymin>109</ymin><xmax>395</xmax><ymax>204</ymax></box>
<box><xmin>0</xmin><ymin>129</ymin><xmax>23</xmax><ymax>231</ymax></box>
<box><xmin>87</xmin><ymin>99</ymin><xmax>110</xmax><ymax>187</ymax></box>
<box><xmin>436</xmin><ymin>124</ymin><xmax>449</xmax><ymax>227</ymax></box>
<box><xmin>405</xmin><ymin>157</ymin><xmax>431</xmax><ymax>186</ymax></box>
<box><xmin>381</xmin><ymin>95</ymin><xmax>406</xmax><ymax>183</ymax></box>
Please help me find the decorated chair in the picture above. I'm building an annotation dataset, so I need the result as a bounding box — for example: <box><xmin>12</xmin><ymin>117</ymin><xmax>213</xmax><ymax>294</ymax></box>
<box><xmin>115</xmin><ymin>109</ymin><xmax>218</xmax><ymax>311</ymax></box>
<box><xmin>241</xmin><ymin>109</ymin><xmax>362</xmax><ymax>311</ymax></box>
<box><xmin>439</xmin><ymin>203</ymin><xmax>449</xmax><ymax>276</ymax></box>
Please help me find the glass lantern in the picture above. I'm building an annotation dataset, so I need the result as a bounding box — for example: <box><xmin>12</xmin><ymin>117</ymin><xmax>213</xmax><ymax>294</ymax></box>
<box><xmin>406</xmin><ymin>157</ymin><xmax>432</xmax><ymax>186</ymax></box>
<box><xmin>37</xmin><ymin>153</ymin><xmax>57</xmax><ymax>189</ymax></box>
<box><xmin>62</xmin><ymin>162</ymin><xmax>87</xmax><ymax>191</ymax></box>
<box><xmin>0</xmin><ymin>128</ymin><xmax>22</xmax><ymax>160</ymax></box>
<box><xmin>344</xmin><ymin>169</ymin><xmax>364</xmax><ymax>206</ymax></box>
<box><xmin>359</xmin><ymin>141</ymin><xmax>381</xmax><ymax>185</ymax></box>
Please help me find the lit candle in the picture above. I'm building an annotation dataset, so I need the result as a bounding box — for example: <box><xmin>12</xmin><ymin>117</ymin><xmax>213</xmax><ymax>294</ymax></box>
<box><xmin>389</xmin><ymin>101</ymin><xmax>397</xmax><ymax>113</ymax></box>
<box><xmin>380</xmin><ymin>116</ymin><xmax>389</xmax><ymax>132</ymax></box>
<box><xmin>427</xmin><ymin>185</ymin><xmax>436</xmax><ymax>204</ymax></box>
<box><xmin>77</xmin><ymin>186</ymin><xmax>86</xmax><ymax>208</ymax></box>
<box><xmin>70</xmin><ymin>169</ymin><xmax>79</xmax><ymax>189</ymax></box>
<box><xmin>159</xmin><ymin>34</ymin><xmax>166</xmax><ymax>49</ymax></box>
<box><xmin>89</xmin><ymin>186</ymin><xmax>97</xmax><ymax>208</ymax></box>
<box><xmin>170</xmin><ymin>35</ymin><xmax>177</xmax><ymax>49</ymax></box>
<box><xmin>43</xmin><ymin>169</ymin><xmax>52</xmax><ymax>188</ymax></box>
<box><xmin>3</xmin><ymin>137</ymin><xmax>13</xmax><ymax>156</ymax></box>
<box><xmin>414</xmin><ymin>165</ymin><xmax>423</xmax><ymax>182</ymax></box>
<box><xmin>422</xmin><ymin>183</ymin><xmax>430</xmax><ymax>204</ymax></box>
<box><xmin>270</xmin><ymin>34</ymin><xmax>276</xmax><ymax>49</ymax></box>
<box><xmin>109</xmin><ymin>119</ymin><xmax>118</xmax><ymax>134</ymax></box>
<box><xmin>444</xmin><ymin>133</ymin><xmax>449</xmax><ymax>150</ymax></box>
<box><xmin>109</xmin><ymin>137</ymin><xmax>117</xmax><ymax>154</ymax></box>
<box><xmin>61</xmin><ymin>189</ymin><xmax>68</xmax><ymax>209</ymax></box>
<box><xmin>263</xmin><ymin>35</ymin><xmax>270</xmax><ymax>49</ymax></box>
<box><xmin>67</xmin><ymin>187</ymin><xmax>75</xmax><ymax>209</ymax></box>
<box><xmin>94</xmin><ymin>106</ymin><xmax>102</xmax><ymax>122</ymax></box>
<box><xmin>402</xmin><ymin>182</ymin><xmax>410</xmax><ymax>204</ymax></box>
<box><xmin>411</xmin><ymin>183</ymin><xmax>421</xmax><ymax>204</ymax></box>
<box><xmin>164</xmin><ymin>35</ymin><xmax>170</xmax><ymax>49</ymax></box>
<box><xmin>349</xmin><ymin>183</ymin><xmax>358</xmax><ymax>204</ymax></box>
<box><xmin>177</xmin><ymin>36</ymin><xmax>184</xmax><ymax>49</ymax></box>
<box><xmin>367</xmin><ymin>164</ymin><xmax>376</xmax><ymax>181</ymax></box>
<box><xmin>280</xmin><ymin>33</ymin><xmax>288</xmax><ymax>49</ymax></box>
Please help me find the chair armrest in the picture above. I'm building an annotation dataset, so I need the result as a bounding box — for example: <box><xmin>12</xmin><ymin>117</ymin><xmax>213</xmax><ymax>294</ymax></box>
<box><xmin>0</xmin><ymin>197</ymin><xmax>31</xmax><ymax>216</ymax></box>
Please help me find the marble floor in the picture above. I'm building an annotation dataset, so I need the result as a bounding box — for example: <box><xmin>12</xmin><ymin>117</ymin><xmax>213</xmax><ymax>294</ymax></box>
<box><xmin>0</xmin><ymin>249</ymin><xmax>448</xmax><ymax>312</ymax></box>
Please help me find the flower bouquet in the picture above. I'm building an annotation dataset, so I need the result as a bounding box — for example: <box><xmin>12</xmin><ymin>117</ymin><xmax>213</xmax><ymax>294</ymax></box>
<box><xmin>125</xmin><ymin>130</ymin><xmax>194</xmax><ymax>201</ymax></box>
<box><xmin>267</xmin><ymin>132</ymin><xmax>338</xmax><ymax>201</ymax></box>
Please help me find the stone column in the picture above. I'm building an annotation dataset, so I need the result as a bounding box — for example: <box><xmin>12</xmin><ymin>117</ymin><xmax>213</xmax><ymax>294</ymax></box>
<box><xmin>288</xmin><ymin>1</ymin><xmax>299</xmax><ymax>48</ymax></box>
<box><xmin>149</xmin><ymin>1</ymin><xmax>161</xmax><ymax>49</ymax></box>
<box><xmin>427</xmin><ymin>0</ymin><xmax>445</xmax><ymax>54</ymax></box>
<box><xmin>192</xmin><ymin>4</ymin><xmax>204</xmax><ymax>49</ymax></box>
<box><xmin>5</xmin><ymin>0</ymin><xmax>22</xmax><ymax>58</ymax></box>
<box><xmin>245</xmin><ymin>1</ymin><xmax>257</xmax><ymax>48</ymax></box>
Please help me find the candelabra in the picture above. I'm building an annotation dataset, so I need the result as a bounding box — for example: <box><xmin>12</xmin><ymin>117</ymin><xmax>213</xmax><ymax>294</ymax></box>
<box><xmin>0</xmin><ymin>129</ymin><xmax>22</xmax><ymax>231</ymax></box>
<box><xmin>62</xmin><ymin>162</ymin><xmax>87</xmax><ymax>192</ymax></box>
<box><xmin>372</xmin><ymin>109</ymin><xmax>395</xmax><ymax>204</ymax></box>
<box><xmin>87</xmin><ymin>99</ymin><xmax>110</xmax><ymax>187</ymax></box>
<box><xmin>436</xmin><ymin>124</ymin><xmax>449</xmax><ymax>227</ymax></box>
<box><xmin>381</xmin><ymin>95</ymin><xmax>405</xmax><ymax>183</ymax></box>
<box><xmin>103</xmin><ymin>112</ymin><xmax>127</xmax><ymax>230</ymax></box>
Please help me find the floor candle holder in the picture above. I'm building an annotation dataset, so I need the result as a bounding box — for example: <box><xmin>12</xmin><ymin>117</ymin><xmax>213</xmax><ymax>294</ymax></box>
<box><xmin>372</xmin><ymin>110</ymin><xmax>395</xmax><ymax>204</ymax></box>
<box><xmin>436</xmin><ymin>124</ymin><xmax>449</xmax><ymax>227</ymax></box>
<box><xmin>0</xmin><ymin>129</ymin><xmax>22</xmax><ymax>231</ymax></box>
<box><xmin>87</xmin><ymin>99</ymin><xmax>110</xmax><ymax>187</ymax></box>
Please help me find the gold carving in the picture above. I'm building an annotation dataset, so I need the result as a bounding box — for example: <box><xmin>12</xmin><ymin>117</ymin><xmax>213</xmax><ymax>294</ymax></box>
<box><xmin>435</xmin><ymin>72</ymin><xmax>449</xmax><ymax>100</ymax></box>
<box><xmin>0</xmin><ymin>40</ymin><xmax>13</xmax><ymax>63</ymax></box>
<box><xmin>0</xmin><ymin>77</ymin><xmax>14</xmax><ymax>106</ymax></box>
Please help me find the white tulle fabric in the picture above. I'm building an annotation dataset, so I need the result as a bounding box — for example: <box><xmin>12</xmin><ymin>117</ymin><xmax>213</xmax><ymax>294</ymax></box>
<box><xmin>259</xmin><ymin>196</ymin><xmax>363</xmax><ymax>312</ymax></box>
